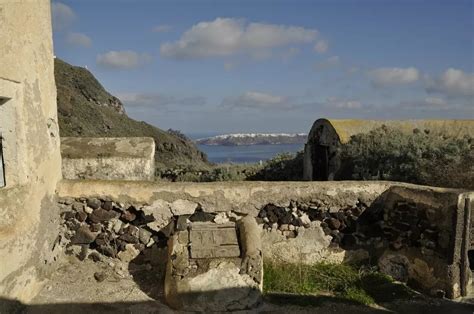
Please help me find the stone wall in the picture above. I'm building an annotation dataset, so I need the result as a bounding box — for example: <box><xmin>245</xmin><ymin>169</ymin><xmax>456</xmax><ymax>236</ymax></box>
<box><xmin>373</xmin><ymin>187</ymin><xmax>473</xmax><ymax>298</ymax></box>
<box><xmin>0</xmin><ymin>0</ymin><xmax>63</xmax><ymax>301</ymax></box>
<box><xmin>56</xmin><ymin>180</ymin><xmax>473</xmax><ymax>299</ymax></box>
<box><xmin>61</xmin><ymin>137</ymin><xmax>155</xmax><ymax>181</ymax></box>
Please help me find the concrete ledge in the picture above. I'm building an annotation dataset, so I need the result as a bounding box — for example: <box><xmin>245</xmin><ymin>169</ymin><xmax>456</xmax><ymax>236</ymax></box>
<box><xmin>56</xmin><ymin>180</ymin><xmax>468</xmax><ymax>216</ymax></box>
<box><xmin>60</xmin><ymin>137</ymin><xmax>155</xmax><ymax>181</ymax></box>
<box><xmin>57</xmin><ymin>180</ymin><xmax>397</xmax><ymax>214</ymax></box>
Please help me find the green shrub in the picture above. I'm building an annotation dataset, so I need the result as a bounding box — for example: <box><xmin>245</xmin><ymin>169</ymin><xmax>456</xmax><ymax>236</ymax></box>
<box><xmin>156</xmin><ymin>151</ymin><xmax>304</xmax><ymax>182</ymax></box>
<box><xmin>156</xmin><ymin>163</ymin><xmax>262</xmax><ymax>182</ymax></box>
<box><xmin>340</xmin><ymin>126</ymin><xmax>473</xmax><ymax>189</ymax></box>
<box><xmin>248</xmin><ymin>151</ymin><xmax>304</xmax><ymax>181</ymax></box>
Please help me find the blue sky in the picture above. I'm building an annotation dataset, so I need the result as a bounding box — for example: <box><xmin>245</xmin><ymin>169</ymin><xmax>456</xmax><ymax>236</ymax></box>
<box><xmin>52</xmin><ymin>0</ymin><xmax>473</xmax><ymax>134</ymax></box>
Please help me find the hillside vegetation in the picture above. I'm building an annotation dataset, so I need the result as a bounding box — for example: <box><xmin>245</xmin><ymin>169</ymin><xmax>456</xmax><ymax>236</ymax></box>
<box><xmin>55</xmin><ymin>58</ymin><xmax>208</xmax><ymax>169</ymax></box>
<box><xmin>165</xmin><ymin>126</ymin><xmax>473</xmax><ymax>190</ymax></box>
<box><xmin>339</xmin><ymin>126</ymin><xmax>473</xmax><ymax>189</ymax></box>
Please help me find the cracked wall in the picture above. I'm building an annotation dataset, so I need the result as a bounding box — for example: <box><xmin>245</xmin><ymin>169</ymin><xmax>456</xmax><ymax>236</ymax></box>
<box><xmin>0</xmin><ymin>0</ymin><xmax>62</xmax><ymax>301</ymax></box>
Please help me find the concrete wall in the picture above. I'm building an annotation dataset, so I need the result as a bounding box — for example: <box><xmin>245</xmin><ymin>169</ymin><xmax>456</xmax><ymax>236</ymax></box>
<box><xmin>61</xmin><ymin>137</ymin><xmax>155</xmax><ymax>181</ymax></box>
<box><xmin>0</xmin><ymin>0</ymin><xmax>62</xmax><ymax>301</ymax></box>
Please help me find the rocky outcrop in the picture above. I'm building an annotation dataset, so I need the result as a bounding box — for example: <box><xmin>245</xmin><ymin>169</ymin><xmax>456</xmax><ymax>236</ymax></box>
<box><xmin>54</xmin><ymin>58</ymin><xmax>208</xmax><ymax>169</ymax></box>
<box><xmin>55</xmin><ymin>58</ymin><xmax>126</xmax><ymax>115</ymax></box>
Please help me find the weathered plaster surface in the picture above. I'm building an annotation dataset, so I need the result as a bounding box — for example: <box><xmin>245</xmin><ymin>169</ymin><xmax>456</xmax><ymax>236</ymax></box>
<box><xmin>0</xmin><ymin>0</ymin><xmax>62</xmax><ymax>301</ymax></box>
<box><xmin>57</xmin><ymin>180</ymin><xmax>399</xmax><ymax>215</ymax></box>
<box><xmin>61</xmin><ymin>137</ymin><xmax>155</xmax><ymax>181</ymax></box>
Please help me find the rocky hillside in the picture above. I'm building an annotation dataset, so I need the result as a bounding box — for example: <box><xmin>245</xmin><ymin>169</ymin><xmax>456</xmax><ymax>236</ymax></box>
<box><xmin>55</xmin><ymin>58</ymin><xmax>208</xmax><ymax>169</ymax></box>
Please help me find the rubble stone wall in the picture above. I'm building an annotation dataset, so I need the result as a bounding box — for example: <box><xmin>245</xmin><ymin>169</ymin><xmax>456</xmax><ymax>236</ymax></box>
<box><xmin>374</xmin><ymin>187</ymin><xmax>474</xmax><ymax>299</ymax></box>
<box><xmin>57</xmin><ymin>180</ymin><xmax>472</xmax><ymax>299</ymax></box>
<box><xmin>0</xmin><ymin>0</ymin><xmax>62</xmax><ymax>301</ymax></box>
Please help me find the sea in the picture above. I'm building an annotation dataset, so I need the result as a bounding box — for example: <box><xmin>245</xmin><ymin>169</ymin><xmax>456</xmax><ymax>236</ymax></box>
<box><xmin>197</xmin><ymin>143</ymin><xmax>303</xmax><ymax>164</ymax></box>
<box><xmin>189</xmin><ymin>132</ymin><xmax>303</xmax><ymax>164</ymax></box>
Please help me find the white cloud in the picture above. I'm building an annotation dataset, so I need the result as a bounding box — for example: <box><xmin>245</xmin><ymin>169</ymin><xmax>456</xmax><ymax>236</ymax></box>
<box><xmin>281</xmin><ymin>47</ymin><xmax>300</xmax><ymax>60</ymax></box>
<box><xmin>66</xmin><ymin>32</ymin><xmax>92</xmax><ymax>47</ymax></box>
<box><xmin>224</xmin><ymin>62</ymin><xmax>236</xmax><ymax>71</ymax></box>
<box><xmin>96</xmin><ymin>51</ymin><xmax>152</xmax><ymax>69</ymax></box>
<box><xmin>369</xmin><ymin>67</ymin><xmax>420</xmax><ymax>87</ymax></box>
<box><xmin>242</xmin><ymin>91</ymin><xmax>285</xmax><ymax>105</ymax></box>
<box><xmin>421</xmin><ymin>97</ymin><xmax>447</xmax><ymax>108</ymax></box>
<box><xmin>118</xmin><ymin>92</ymin><xmax>206</xmax><ymax>109</ymax></box>
<box><xmin>52</xmin><ymin>2</ymin><xmax>76</xmax><ymax>30</ymax></box>
<box><xmin>325</xmin><ymin>97</ymin><xmax>363</xmax><ymax>109</ymax></box>
<box><xmin>426</xmin><ymin>68</ymin><xmax>474</xmax><ymax>97</ymax></box>
<box><xmin>152</xmin><ymin>25</ymin><xmax>172</xmax><ymax>33</ymax></box>
<box><xmin>399</xmin><ymin>97</ymin><xmax>448</xmax><ymax>110</ymax></box>
<box><xmin>160</xmin><ymin>18</ymin><xmax>318</xmax><ymax>59</ymax></box>
<box><xmin>397</xmin><ymin>97</ymin><xmax>474</xmax><ymax>113</ymax></box>
<box><xmin>314</xmin><ymin>39</ymin><xmax>328</xmax><ymax>53</ymax></box>
<box><xmin>315</xmin><ymin>56</ymin><xmax>340</xmax><ymax>70</ymax></box>
<box><xmin>346</xmin><ymin>66</ymin><xmax>360</xmax><ymax>74</ymax></box>
<box><xmin>222</xmin><ymin>91</ymin><xmax>292</xmax><ymax>110</ymax></box>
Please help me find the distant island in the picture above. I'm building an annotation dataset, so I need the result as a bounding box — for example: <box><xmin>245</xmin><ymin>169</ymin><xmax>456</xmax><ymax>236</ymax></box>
<box><xmin>196</xmin><ymin>133</ymin><xmax>307</xmax><ymax>146</ymax></box>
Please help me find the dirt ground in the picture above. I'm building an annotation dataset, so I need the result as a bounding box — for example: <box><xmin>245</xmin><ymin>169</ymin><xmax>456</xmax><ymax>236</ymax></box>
<box><xmin>2</xmin><ymin>253</ymin><xmax>474</xmax><ymax>314</ymax></box>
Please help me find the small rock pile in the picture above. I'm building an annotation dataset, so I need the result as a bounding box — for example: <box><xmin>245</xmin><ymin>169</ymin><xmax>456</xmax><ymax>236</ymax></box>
<box><xmin>59</xmin><ymin>197</ymin><xmax>169</xmax><ymax>263</ymax></box>
<box><xmin>257</xmin><ymin>200</ymin><xmax>368</xmax><ymax>248</ymax></box>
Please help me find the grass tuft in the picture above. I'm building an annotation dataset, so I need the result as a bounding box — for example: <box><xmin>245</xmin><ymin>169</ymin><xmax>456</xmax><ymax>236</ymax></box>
<box><xmin>263</xmin><ymin>261</ymin><xmax>415</xmax><ymax>306</ymax></box>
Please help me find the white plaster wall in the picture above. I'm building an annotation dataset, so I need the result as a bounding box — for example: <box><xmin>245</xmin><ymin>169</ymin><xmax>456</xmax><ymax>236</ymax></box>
<box><xmin>62</xmin><ymin>157</ymin><xmax>155</xmax><ymax>181</ymax></box>
<box><xmin>0</xmin><ymin>0</ymin><xmax>62</xmax><ymax>301</ymax></box>
<box><xmin>60</xmin><ymin>137</ymin><xmax>156</xmax><ymax>181</ymax></box>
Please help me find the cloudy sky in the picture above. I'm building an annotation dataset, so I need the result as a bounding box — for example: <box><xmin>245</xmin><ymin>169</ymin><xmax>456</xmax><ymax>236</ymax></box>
<box><xmin>52</xmin><ymin>0</ymin><xmax>473</xmax><ymax>134</ymax></box>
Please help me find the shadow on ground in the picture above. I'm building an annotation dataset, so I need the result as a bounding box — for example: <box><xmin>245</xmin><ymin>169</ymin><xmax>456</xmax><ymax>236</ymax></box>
<box><xmin>126</xmin><ymin>244</ymin><xmax>168</xmax><ymax>302</ymax></box>
<box><xmin>4</xmin><ymin>290</ymin><xmax>473</xmax><ymax>314</ymax></box>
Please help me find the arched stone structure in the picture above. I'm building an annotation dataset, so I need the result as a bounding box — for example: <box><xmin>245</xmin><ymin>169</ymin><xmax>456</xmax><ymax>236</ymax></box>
<box><xmin>303</xmin><ymin>119</ymin><xmax>341</xmax><ymax>181</ymax></box>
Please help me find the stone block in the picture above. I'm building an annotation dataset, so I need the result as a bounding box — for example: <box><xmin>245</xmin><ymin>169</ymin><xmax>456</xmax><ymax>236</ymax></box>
<box><xmin>61</xmin><ymin>137</ymin><xmax>155</xmax><ymax>181</ymax></box>
<box><xmin>170</xmin><ymin>199</ymin><xmax>197</xmax><ymax>216</ymax></box>
<box><xmin>165</xmin><ymin>219</ymin><xmax>262</xmax><ymax>311</ymax></box>
<box><xmin>189</xmin><ymin>222</ymin><xmax>240</xmax><ymax>258</ymax></box>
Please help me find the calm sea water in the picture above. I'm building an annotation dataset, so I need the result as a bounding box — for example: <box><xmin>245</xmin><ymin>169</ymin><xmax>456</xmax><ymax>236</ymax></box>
<box><xmin>197</xmin><ymin>144</ymin><xmax>303</xmax><ymax>164</ymax></box>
